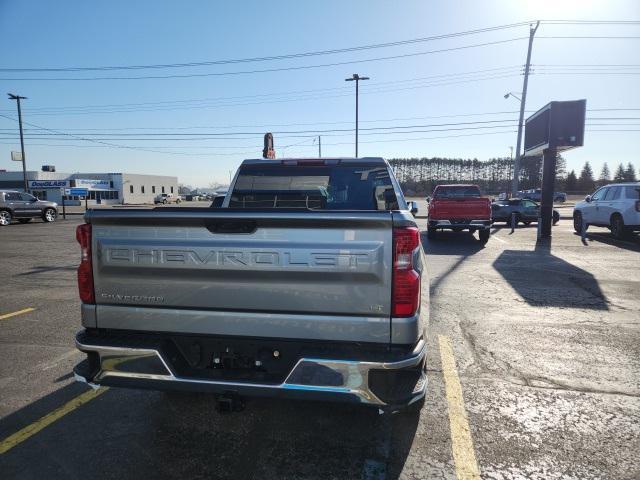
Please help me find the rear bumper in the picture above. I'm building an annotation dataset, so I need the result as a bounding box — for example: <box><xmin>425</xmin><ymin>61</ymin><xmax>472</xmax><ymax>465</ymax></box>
<box><xmin>73</xmin><ymin>330</ymin><xmax>427</xmax><ymax>408</ymax></box>
<box><xmin>429</xmin><ymin>219</ymin><xmax>491</xmax><ymax>229</ymax></box>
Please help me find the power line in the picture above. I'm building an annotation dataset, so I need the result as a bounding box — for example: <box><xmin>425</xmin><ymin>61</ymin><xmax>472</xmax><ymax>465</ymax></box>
<box><xmin>0</xmin><ymin>23</ymin><xmax>533</xmax><ymax>73</ymax></box>
<box><xmin>2</xmin><ymin>19</ymin><xmax>638</xmax><ymax>75</ymax></box>
<box><xmin>0</xmin><ymin>66</ymin><xmax>521</xmax><ymax>114</ymax></box>
<box><xmin>0</xmin><ymin>112</ymin><xmax>249</xmax><ymax>156</ymax></box>
<box><xmin>0</xmin><ymin>37</ymin><xmax>528</xmax><ymax>81</ymax></box>
<box><xmin>2</xmin><ymin>108</ymin><xmax>636</xmax><ymax>132</ymax></box>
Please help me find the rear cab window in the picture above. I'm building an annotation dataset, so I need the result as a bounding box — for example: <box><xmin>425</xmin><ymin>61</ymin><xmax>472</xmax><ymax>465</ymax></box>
<box><xmin>433</xmin><ymin>186</ymin><xmax>482</xmax><ymax>198</ymax></box>
<box><xmin>229</xmin><ymin>162</ymin><xmax>399</xmax><ymax>210</ymax></box>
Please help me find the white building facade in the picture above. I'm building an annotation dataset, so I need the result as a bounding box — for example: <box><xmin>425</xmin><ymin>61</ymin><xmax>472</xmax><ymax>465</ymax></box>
<box><xmin>0</xmin><ymin>170</ymin><xmax>178</xmax><ymax>205</ymax></box>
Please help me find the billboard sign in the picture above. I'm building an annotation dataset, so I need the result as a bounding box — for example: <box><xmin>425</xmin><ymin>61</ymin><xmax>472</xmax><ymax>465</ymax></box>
<box><xmin>74</xmin><ymin>178</ymin><xmax>111</xmax><ymax>190</ymax></box>
<box><xmin>11</xmin><ymin>151</ymin><xmax>23</xmax><ymax>161</ymax></box>
<box><xmin>524</xmin><ymin>100</ymin><xmax>586</xmax><ymax>156</ymax></box>
<box><xmin>29</xmin><ymin>180</ymin><xmax>70</xmax><ymax>189</ymax></box>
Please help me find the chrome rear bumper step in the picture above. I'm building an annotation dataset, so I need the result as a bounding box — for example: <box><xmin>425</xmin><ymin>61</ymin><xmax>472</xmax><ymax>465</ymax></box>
<box><xmin>74</xmin><ymin>335</ymin><xmax>427</xmax><ymax>407</ymax></box>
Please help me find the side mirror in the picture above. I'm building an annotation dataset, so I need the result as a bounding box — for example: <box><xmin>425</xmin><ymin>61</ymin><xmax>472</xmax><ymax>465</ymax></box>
<box><xmin>31</xmin><ymin>197</ymin><xmax>38</xmax><ymax>202</ymax></box>
<box><xmin>407</xmin><ymin>201</ymin><xmax>418</xmax><ymax>215</ymax></box>
<box><xmin>585</xmin><ymin>195</ymin><xmax>592</xmax><ymax>203</ymax></box>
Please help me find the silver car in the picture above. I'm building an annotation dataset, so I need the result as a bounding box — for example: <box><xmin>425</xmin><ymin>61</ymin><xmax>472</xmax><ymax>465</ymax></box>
<box><xmin>0</xmin><ymin>190</ymin><xmax>58</xmax><ymax>226</ymax></box>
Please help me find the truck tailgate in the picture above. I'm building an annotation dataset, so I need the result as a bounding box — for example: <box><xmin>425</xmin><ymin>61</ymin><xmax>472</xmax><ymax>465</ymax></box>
<box><xmin>88</xmin><ymin>209</ymin><xmax>393</xmax><ymax>342</ymax></box>
<box><xmin>431</xmin><ymin>198</ymin><xmax>489</xmax><ymax>218</ymax></box>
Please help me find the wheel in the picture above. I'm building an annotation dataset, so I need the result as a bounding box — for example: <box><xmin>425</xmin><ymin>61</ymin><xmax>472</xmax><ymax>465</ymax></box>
<box><xmin>176</xmin><ymin>199</ymin><xmax>181</xmax><ymax>204</ymax></box>
<box><xmin>478</xmin><ymin>229</ymin><xmax>490</xmax><ymax>244</ymax></box>
<box><xmin>162</xmin><ymin>199</ymin><xmax>167</xmax><ymax>204</ymax></box>
<box><xmin>0</xmin><ymin>210</ymin><xmax>12</xmax><ymax>226</ymax></box>
<box><xmin>18</xmin><ymin>218</ymin><xmax>32</xmax><ymax>224</ymax></box>
<box><xmin>610</xmin><ymin>214</ymin><xmax>628</xmax><ymax>240</ymax></box>
<box><xmin>42</xmin><ymin>208</ymin><xmax>57</xmax><ymax>223</ymax></box>
<box><xmin>573</xmin><ymin>212</ymin><xmax>587</xmax><ymax>234</ymax></box>
<box><xmin>523</xmin><ymin>221</ymin><xmax>531</xmax><ymax>226</ymax></box>
<box><xmin>427</xmin><ymin>226</ymin><xmax>437</xmax><ymax>240</ymax></box>
<box><xmin>553</xmin><ymin>211</ymin><xmax>560</xmax><ymax>225</ymax></box>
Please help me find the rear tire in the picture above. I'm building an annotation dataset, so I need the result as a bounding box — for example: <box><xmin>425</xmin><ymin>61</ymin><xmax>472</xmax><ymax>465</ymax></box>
<box><xmin>18</xmin><ymin>218</ymin><xmax>32</xmax><ymax>224</ymax></box>
<box><xmin>523</xmin><ymin>221</ymin><xmax>531</xmax><ymax>226</ymax></box>
<box><xmin>427</xmin><ymin>226</ymin><xmax>437</xmax><ymax>240</ymax></box>
<box><xmin>162</xmin><ymin>199</ymin><xmax>167</xmax><ymax>204</ymax></box>
<box><xmin>610</xmin><ymin>214</ymin><xmax>627</xmax><ymax>240</ymax></box>
<box><xmin>478</xmin><ymin>229</ymin><xmax>490</xmax><ymax>244</ymax></box>
<box><xmin>42</xmin><ymin>208</ymin><xmax>57</xmax><ymax>223</ymax></box>
<box><xmin>0</xmin><ymin>210</ymin><xmax>12</xmax><ymax>226</ymax></box>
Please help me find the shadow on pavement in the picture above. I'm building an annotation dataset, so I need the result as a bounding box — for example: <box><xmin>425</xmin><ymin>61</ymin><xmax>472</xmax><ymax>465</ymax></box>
<box><xmin>492</xmin><ymin>240</ymin><xmax>609</xmax><ymax>310</ymax></box>
<box><xmin>421</xmin><ymin>230</ymin><xmax>485</xmax><ymax>256</ymax></box>
<box><xmin>16</xmin><ymin>265</ymin><xmax>77</xmax><ymax>276</ymax></box>
<box><xmin>577</xmin><ymin>231</ymin><xmax>640</xmax><ymax>253</ymax></box>
<box><xmin>421</xmin><ymin>231</ymin><xmax>484</xmax><ymax>295</ymax></box>
<box><xmin>0</xmin><ymin>384</ymin><xmax>421</xmax><ymax>479</ymax></box>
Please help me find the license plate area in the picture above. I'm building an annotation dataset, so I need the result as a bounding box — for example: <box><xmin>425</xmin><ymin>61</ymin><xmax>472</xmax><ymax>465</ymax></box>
<box><xmin>165</xmin><ymin>336</ymin><xmax>299</xmax><ymax>384</ymax></box>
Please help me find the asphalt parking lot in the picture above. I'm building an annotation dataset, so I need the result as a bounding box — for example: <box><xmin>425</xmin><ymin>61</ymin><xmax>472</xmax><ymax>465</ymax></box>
<box><xmin>1</xmin><ymin>212</ymin><xmax>639</xmax><ymax>479</ymax></box>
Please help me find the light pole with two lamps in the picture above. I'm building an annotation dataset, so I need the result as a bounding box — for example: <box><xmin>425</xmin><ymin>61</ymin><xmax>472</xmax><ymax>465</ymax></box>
<box><xmin>345</xmin><ymin>74</ymin><xmax>369</xmax><ymax>158</ymax></box>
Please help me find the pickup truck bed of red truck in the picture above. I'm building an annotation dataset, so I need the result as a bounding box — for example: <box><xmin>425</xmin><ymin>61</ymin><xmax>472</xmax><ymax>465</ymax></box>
<box><xmin>426</xmin><ymin>184</ymin><xmax>492</xmax><ymax>244</ymax></box>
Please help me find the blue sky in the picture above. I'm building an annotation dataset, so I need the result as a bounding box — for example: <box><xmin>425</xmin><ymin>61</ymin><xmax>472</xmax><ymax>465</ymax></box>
<box><xmin>1</xmin><ymin>0</ymin><xmax>639</xmax><ymax>186</ymax></box>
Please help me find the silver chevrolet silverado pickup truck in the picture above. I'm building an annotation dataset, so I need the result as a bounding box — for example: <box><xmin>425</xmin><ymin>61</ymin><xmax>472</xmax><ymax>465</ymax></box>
<box><xmin>73</xmin><ymin>157</ymin><xmax>428</xmax><ymax>410</ymax></box>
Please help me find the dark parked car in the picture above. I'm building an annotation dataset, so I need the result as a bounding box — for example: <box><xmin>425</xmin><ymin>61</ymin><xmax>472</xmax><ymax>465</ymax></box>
<box><xmin>491</xmin><ymin>198</ymin><xmax>560</xmax><ymax>226</ymax></box>
<box><xmin>0</xmin><ymin>190</ymin><xmax>58</xmax><ymax>226</ymax></box>
<box><xmin>518</xmin><ymin>189</ymin><xmax>567</xmax><ymax>203</ymax></box>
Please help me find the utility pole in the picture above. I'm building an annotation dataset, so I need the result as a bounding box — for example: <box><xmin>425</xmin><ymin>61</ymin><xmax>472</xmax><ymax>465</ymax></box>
<box><xmin>8</xmin><ymin>93</ymin><xmax>28</xmax><ymax>193</ymax></box>
<box><xmin>511</xmin><ymin>21</ymin><xmax>540</xmax><ymax>197</ymax></box>
<box><xmin>318</xmin><ymin>135</ymin><xmax>321</xmax><ymax>158</ymax></box>
<box><xmin>345</xmin><ymin>74</ymin><xmax>369</xmax><ymax>157</ymax></box>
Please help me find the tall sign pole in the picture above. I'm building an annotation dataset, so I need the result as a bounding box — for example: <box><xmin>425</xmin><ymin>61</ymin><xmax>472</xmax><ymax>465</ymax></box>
<box><xmin>8</xmin><ymin>93</ymin><xmax>29</xmax><ymax>192</ymax></box>
<box><xmin>512</xmin><ymin>21</ymin><xmax>540</xmax><ymax>196</ymax></box>
<box><xmin>345</xmin><ymin>74</ymin><xmax>369</xmax><ymax>157</ymax></box>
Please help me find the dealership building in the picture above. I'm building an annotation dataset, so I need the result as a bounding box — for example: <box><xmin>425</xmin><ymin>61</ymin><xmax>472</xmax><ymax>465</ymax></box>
<box><xmin>0</xmin><ymin>169</ymin><xmax>178</xmax><ymax>205</ymax></box>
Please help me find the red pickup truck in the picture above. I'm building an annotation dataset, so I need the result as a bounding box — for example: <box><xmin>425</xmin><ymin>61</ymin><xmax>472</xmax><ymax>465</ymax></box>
<box><xmin>426</xmin><ymin>184</ymin><xmax>492</xmax><ymax>243</ymax></box>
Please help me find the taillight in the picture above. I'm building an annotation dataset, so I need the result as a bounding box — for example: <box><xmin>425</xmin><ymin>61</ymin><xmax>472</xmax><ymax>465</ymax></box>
<box><xmin>76</xmin><ymin>223</ymin><xmax>95</xmax><ymax>304</ymax></box>
<box><xmin>392</xmin><ymin>227</ymin><xmax>421</xmax><ymax>317</ymax></box>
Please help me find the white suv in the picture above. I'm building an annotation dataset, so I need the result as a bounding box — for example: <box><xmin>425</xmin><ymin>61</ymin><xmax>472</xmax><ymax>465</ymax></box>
<box><xmin>573</xmin><ymin>183</ymin><xmax>640</xmax><ymax>239</ymax></box>
<box><xmin>154</xmin><ymin>193</ymin><xmax>181</xmax><ymax>204</ymax></box>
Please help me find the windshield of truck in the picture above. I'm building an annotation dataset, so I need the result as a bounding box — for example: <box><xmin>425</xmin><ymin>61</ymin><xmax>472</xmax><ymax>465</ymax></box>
<box><xmin>228</xmin><ymin>163</ymin><xmax>399</xmax><ymax>210</ymax></box>
<box><xmin>434</xmin><ymin>186</ymin><xmax>482</xmax><ymax>198</ymax></box>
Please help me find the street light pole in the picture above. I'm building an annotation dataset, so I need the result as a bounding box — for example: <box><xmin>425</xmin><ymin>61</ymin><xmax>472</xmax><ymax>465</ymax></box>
<box><xmin>8</xmin><ymin>93</ymin><xmax>28</xmax><ymax>193</ymax></box>
<box><xmin>510</xmin><ymin>21</ymin><xmax>540</xmax><ymax>197</ymax></box>
<box><xmin>345</xmin><ymin>74</ymin><xmax>369</xmax><ymax>157</ymax></box>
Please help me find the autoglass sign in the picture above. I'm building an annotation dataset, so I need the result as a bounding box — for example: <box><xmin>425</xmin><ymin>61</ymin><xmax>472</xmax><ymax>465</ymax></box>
<box><xmin>28</xmin><ymin>180</ymin><xmax>70</xmax><ymax>189</ymax></box>
<box><xmin>74</xmin><ymin>178</ymin><xmax>110</xmax><ymax>189</ymax></box>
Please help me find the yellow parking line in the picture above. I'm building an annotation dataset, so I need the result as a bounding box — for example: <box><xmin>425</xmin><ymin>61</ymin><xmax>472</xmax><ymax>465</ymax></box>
<box><xmin>438</xmin><ymin>335</ymin><xmax>481</xmax><ymax>480</ymax></box>
<box><xmin>0</xmin><ymin>308</ymin><xmax>35</xmax><ymax>321</ymax></box>
<box><xmin>0</xmin><ymin>387</ymin><xmax>109</xmax><ymax>455</ymax></box>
